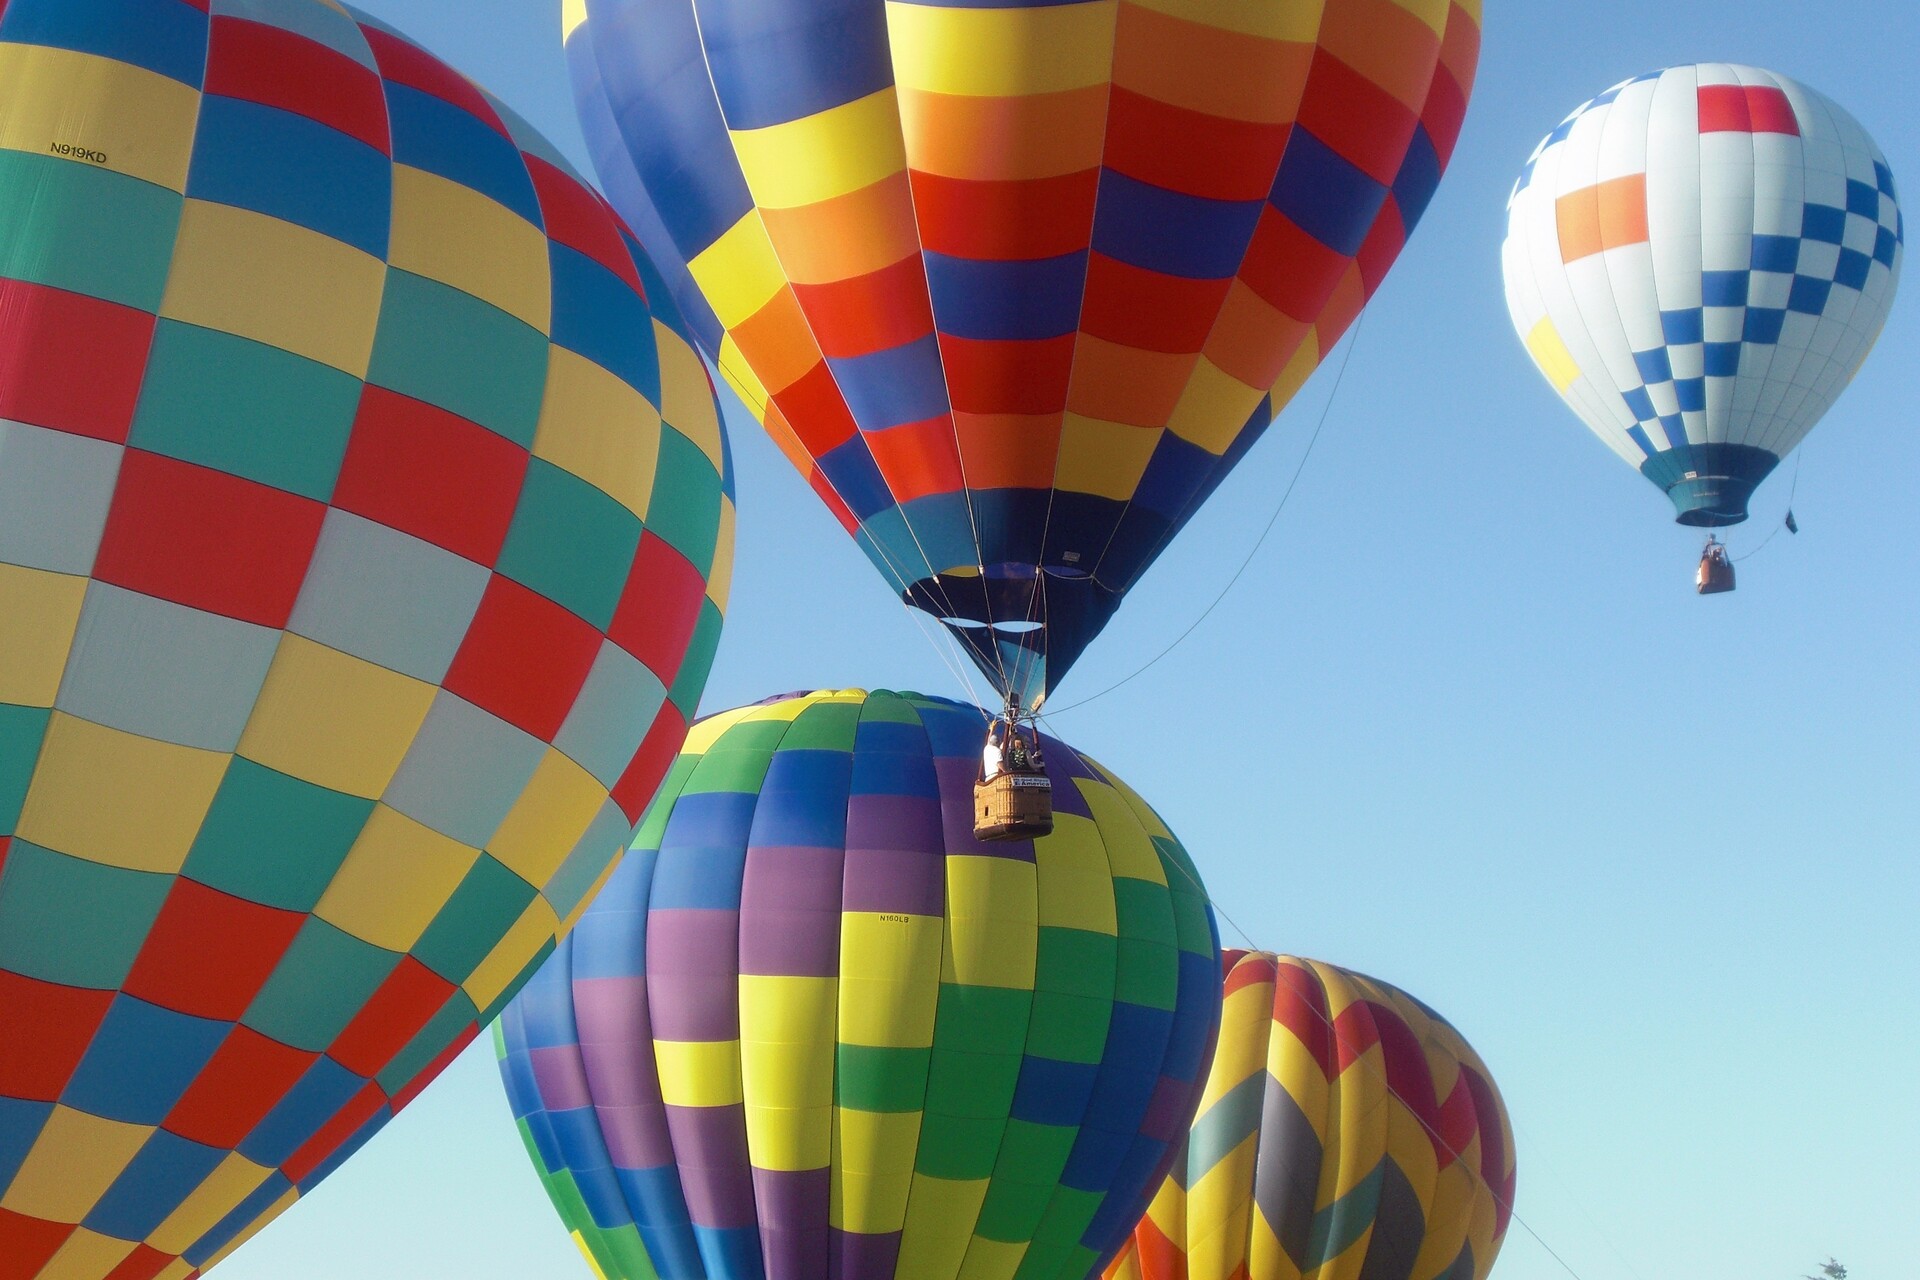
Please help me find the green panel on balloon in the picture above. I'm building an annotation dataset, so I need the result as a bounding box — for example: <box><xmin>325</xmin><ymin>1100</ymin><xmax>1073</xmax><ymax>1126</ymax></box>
<box><xmin>366</xmin><ymin>270</ymin><xmax>550</xmax><ymax>448</ymax></box>
<box><xmin>129</xmin><ymin>320</ymin><xmax>363</xmax><ymax>500</ymax></box>
<box><xmin>836</xmin><ymin>1044</ymin><xmax>932</xmax><ymax>1114</ymax></box>
<box><xmin>497</xmin><ymin>458</ymin><xmax>645</xmax><ymax>631</ymax></box>
<box><xmin>0</xmin><ymin>150</ymin><xmax>181</xmax><ymax>312</ymax></box>
<box><xmin>0</xmin><ymin>844</ymin><xmax>170</xmax><ymax>990</ymax></box>
<box><xmin>182</xmin><ymin>760</ymin><xmax>374</xmax><ymax>913</ymax></box>
<box><xmin>412</xmin><ymin>855</ymin><xmax>539</xmax><ymax>985</ymax></box>
<box><xmin>243</xmin><ymin>919</ymin><xmax>401</xmax><ymax>1052</ymax></box>
<box><xmin>644</xmin><ymin>426</ymin><xmax>725</xmax><ymax>574</ymax></box>
<box><xmin>0</xmin><ymin>704</ymin><xmax>50</xmax><ymax>830</ymax></box>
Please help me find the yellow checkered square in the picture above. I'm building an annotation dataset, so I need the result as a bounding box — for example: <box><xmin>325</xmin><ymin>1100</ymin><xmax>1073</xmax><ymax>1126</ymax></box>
<box><xmin>15</xmin><ymin>713</ymin><xmax>227</xmax><ymax>874</ymax></box>
<box><xmin>314</xmin><ymin>803</ymin><xmax>482</xmax><ymax>952</ymax></box>
<box><xmin>238</xmin><ymin>635</ymin><xmax>436</xmax><ymax>799</ymax></box>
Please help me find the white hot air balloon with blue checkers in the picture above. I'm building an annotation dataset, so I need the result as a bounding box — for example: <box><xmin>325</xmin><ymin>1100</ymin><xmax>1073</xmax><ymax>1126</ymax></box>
<box><xmin>1502</xmin><ymin>64</ymin><xmax>1901</xmax><ymax>591</ymax></box>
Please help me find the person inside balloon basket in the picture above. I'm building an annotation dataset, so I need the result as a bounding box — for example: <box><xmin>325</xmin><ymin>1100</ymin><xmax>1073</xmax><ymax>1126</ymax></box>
<box><xmin>982</xmin><ymin>721</ymin><xmax>1007</xmax><ymax>781</ymax></box>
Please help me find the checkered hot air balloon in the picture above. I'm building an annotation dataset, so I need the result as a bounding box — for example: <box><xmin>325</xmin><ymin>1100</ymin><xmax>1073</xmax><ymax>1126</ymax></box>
<box><xmin>0</xmin><ymin>2</ymin><xmax>734</xmax><ymax>1275</ymax></box>
<box><xmin>1503</xmin><ymin>64</ymin><xmax>1902</xmax><ymax>529</ymax></box>
<box><xmin>563</xmin><ymin>0</ymin><xmax>1481</xmax><ymax>712</ymax></box>
<box><xmin>1105</xmin><ymin>952</ymin><xmax>1516</xmax><ymax>1280</ymax></box>
<box><xmin>497</xmin><ymin>688</ymin><xmax>1223</xmax><ymax>1280</ymax></box>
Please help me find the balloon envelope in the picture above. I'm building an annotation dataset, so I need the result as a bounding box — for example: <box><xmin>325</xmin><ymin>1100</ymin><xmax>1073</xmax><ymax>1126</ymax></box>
<box><xmin>0</xmin><ymin>2</ymin><xmax>733</xmax><ymax>1273</ymax></box>
<box><xmin>1106</xmin><ymin>952</ymin><xmax>1515</xmax><ymax>1280</ymax></box>
<box><xmin>1503</xmin><ymin>64</ymin><xmax>1902</xmax><ymax>527</ymax></box>
<box><xmin>498</xmin><ymin>688</ymin><xmax>1222</xmax><ymax>1280</ymax></box>
<box><xmin>568</xmin><ymin>0</ymin><xmax>1481</xmax><ymax>708</ymax></box>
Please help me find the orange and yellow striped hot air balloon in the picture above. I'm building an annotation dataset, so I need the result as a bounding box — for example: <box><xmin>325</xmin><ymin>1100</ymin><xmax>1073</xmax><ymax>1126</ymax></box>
<box><xmin>1104</xmin><ymin>951</ymin><xmax>1515</xmax><ymax>1280</ymax></box>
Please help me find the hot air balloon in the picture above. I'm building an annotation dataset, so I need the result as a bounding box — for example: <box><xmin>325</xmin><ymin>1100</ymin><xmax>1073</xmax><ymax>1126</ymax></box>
<box><xmin>497</xmin><ymin>688</ymin><xmax>1222</xmax><ymax>1280</ymax></box>
<box><xmin>1503</xmin><ymin>64</ymin><xmax>1902</xmax><ymax>593</ymax></box>
<box><xmin>0</xmin><ymin>3</ymin><xmax>734</xmax><ymax>1274</ymax></box>
<box><xmin>565</xmin><ymin>0</ymin><xmax>1482</xmax><ymax>715</ymax></box>
<box><xmin>1106</xmin><ymin>952</ymin><xmax>1515</xmax><ymax>1280</ymax></box>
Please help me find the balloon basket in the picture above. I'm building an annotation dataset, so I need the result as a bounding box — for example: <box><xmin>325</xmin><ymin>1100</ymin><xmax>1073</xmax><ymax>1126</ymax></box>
<box><xmin>974</xmin><ymin>772</ymin><xmax>1054</xmax><ymax>842</ymax></box>
<box><xmin>1696</xmin><ymin>540</ymin><xmax>1736</xmax><ymax>595</ymax></box>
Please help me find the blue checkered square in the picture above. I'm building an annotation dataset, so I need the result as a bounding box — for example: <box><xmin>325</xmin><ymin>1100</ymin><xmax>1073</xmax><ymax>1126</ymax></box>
<box><xmin>1753</xmin><ymin>235</ymin><xmax>1801</xmax><ymax>272</ymax></box>
<box><xmin>1622</xmin><ymin>387</ymin><xmax>1656</xmax><ymax>421</ymax></box>
<box><xmin>1834</xmin><ymin>248</ymin><xmax>1873</xmax><ymax>291</ymax></box>
<box><xmin>1633</xmin><ymin>348</ymin><xmax>1673</xmax><ymax>383</ymax></box>
<box><xmin>1846</xmin><ymin>179</ymin><xmax>1881</xmax><ymax>219</ymax></box>
<box><xmin>1705</xmin><ymin>341</ymin><xmax>1742</xmax><ymax>377</ymax></box>
<box><xmin>1788</xmin><ymin>275</ymin><xmax>1833</xmax><ymax>314</ymax></box>
<box><xmin>1703</xmin><ymin>271</ymin><xmax>1749</xmax><ymax>306</ymax></box>
<box><xmin>1875</xmin><ymin>160</ymin><xmax>1897</xmax><ymax>197</ymax></box>
<box><xmin>1675</xmin><ymin>377</ymin><xmax>1707</xmax><ymax>413</ymax></box>
<box><xmin>1661</xmin><ymin>308</ymin><xmax>1705</xmax><ymax>344</ymax></box>
<box><xmin>1875</xmin><ymin>226</ymin><xmax>1899</xmax><ymax>267</ymax></box>
<box><xmin>1803</xmin><ymin>204</ymin><xmax>1847</xmax><ymax>244</ymax></box>
<box><xmin>1746</xmin><ymin>309</ymin><xmax>1787</xmax><ymax>343</ymax></box>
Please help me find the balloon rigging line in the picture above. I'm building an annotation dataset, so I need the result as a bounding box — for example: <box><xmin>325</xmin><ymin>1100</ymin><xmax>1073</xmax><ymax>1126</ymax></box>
<box><xmin>1731</xmin><ymin>450</ymin><xmax>1803</xmax><ymax>564</ymax></box>
<box><xmin>1042</xmin><ymin>311</ymin><xmax>1367</xmax><ymax>719</ymax></box>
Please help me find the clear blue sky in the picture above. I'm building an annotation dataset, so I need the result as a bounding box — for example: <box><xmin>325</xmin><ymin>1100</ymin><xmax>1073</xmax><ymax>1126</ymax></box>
<box><xmin>218</xmin><ymin>2</ymin><xmax>1920</xmax><ymax>1277</ymax></box>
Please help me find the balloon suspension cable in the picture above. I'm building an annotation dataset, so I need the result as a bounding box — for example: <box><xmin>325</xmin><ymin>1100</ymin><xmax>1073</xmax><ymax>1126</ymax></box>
<box><xmin>1732</xmin><ymin>450</ymin><xmax>1804</xmax><ymax>564</ymax></box>
<box><xmin>709</xmin><ymin>349</ymin><xmax>1001</xmax><ymax>711</ymax></box>
<box><xmin>1034</xmin><ymin>719</ymin><xmax>1625</xmax><ymax>1280</ymax></box>
<box><xmin>1043</xmin><ymin>311</ymin><xmax>1368</xmax><ymax>719</ymax></box>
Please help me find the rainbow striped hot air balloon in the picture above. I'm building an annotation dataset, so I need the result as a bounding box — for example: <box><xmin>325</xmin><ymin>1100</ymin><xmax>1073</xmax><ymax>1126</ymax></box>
<box><xmin>498</xmin><ymin>688</ymin><xmax>1222</xmax><ymax>1280</ymax></box>
<box><xmin>0</xmin><ymin>2</ymin><xmax>733</xmax><ymax>1275</ymax></box>
<box><xmin>1106</xmin><ymin>952</ymin><xmax>1515</xmax><ymax>1280</ymax></box>
<box><xmin>564</xmin><ymin>0</ymin><xmax>1482</xmax><ymax>711</ymax></box>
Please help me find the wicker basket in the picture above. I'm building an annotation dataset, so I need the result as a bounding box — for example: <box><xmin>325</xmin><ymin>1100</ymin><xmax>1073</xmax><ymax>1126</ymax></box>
<box><xmin>973</xmin><ymin>772</ymin><xmax>1054</xmax><ymax>841</ymax></box>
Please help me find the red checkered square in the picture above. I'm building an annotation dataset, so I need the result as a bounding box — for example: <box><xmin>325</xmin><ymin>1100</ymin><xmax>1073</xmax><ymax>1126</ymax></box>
<box><xmin>612</xmin><ymin>702</ymin><xmax>690</xmax><ymax>823</ymax></box>
<box><xmin>359</xmin><ymin>25</ymin><xmax>506</xmax><ymax>135</ymax></box>
<box><xmin>1295</xmin><ymin>49</ymin><xmax>1419</xmax><ymax>186</ymax></box>
<box><xmin>443</xmin><ymin>575</ymin><xmax>602</xmax><ymax>741</ymax></box>
<box><xmin>528</xmin><ymin>157</ymin><xmax>642</xmax><ymax>294</ymax></box>
<box><xmin>163</xmin><ymin>1026</ymin><xmax>318</xmax><ymax>1150</ymax></box>
<box><xmin>1699</xmin><ymin>84</ymin><xmax>1800</xmax><ymax>136</ymax></box>
<box><xmin>103</xmin><ymin>1245</ymin><xmax>179</xmax><ymax>1280</ymax></box>
<box><xmin>1082</xmin><ymin>253</ymin><xmax>1234</xmax><ymax>353</ymax></box>
<box><xmin>0</xmin><ymin>971</ymin><xmax>113</xmax><ymax>1102</ymax></box>
<box><xmin>206</xmin><ymin>15</ymin><xmax>390</xmax><ymax>153</ymax></box>
<box><xmin>609</xmin><ymin>532</ymin><xmax>708</xmax><ymax>681</ymax></box>
<box><xmin>332</xmin><ymin>387</ymin><xmax>529</xmax><ymax>567</ymax></box>
<box><xmin>0</xmin><ymin>280</ymin><xmax>156</xmax><ymax>443</ymax></box>
<box><xmin>0</xmin><ymin>1210</ymin><xmax>72</xmax><ymax>1280</ymax></box>
<box><xmin>123</xmin><ymin>881</ymin><xmax>307</xmax><ymax>1021</ymax></box>
<box><xmin>93</xmin><ymin>450</ymin><xmax>326</xmax><ymax>628</ymax></box>
<box><xmin>327</xmin><ymin>957</ymin><xmax>456</xmax><ymax>1078</ymax></box>
<box><xmin>1239</xmin><ymin>206</ymin><xmax>1347</xmax><ymax>322</ymax></box>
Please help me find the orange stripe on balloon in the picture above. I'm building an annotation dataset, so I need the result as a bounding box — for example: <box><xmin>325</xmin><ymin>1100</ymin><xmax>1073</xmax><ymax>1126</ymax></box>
<box><xmin>953</xmin><ymin>411</ymin><xmax>1063</xmax><ymax>491</ymax></box>
<box><xmin>757</xmin><ymin>173</ymin><xmax>922</xmax><ymax>284</ymax></box>
<box><xmin>1112</xmin><ymin>5</ymin><xmax>1315</xmax><ymax>126</ymax></box>
<box><xmin>1555</xmin><ymin>173</ymin><xmax>1648</xmax><ymax>262</ymax></box>
<box><xmin>897</xmin><ymin>85</ymin><xmax>1109</xmax><ymax>182</ymax></box>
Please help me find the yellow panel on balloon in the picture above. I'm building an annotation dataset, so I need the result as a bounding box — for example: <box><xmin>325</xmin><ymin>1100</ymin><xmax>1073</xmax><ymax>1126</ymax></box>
<box><xmin>886</xmin><ymin>1</ymin><xmax>1118</xmax><ymax>97</ymax></box>
<box><xmin>0</xmin><ymin>44</ymin><xmax>198</xmax><ymax>191</ymax></box>
<box><xmin>15</xmin><ymin>713</ymin><xmax>227</xmax><ymax>875</ymax></box>
<box><xmin>160</xmin><ymin>199</ymin><xmax>386</xmax><ymax>378</ymax></box>
<box><xmin>238</xmin><ymin>636</ymin><xmax>437</xmax><ymax>800</ymax></box>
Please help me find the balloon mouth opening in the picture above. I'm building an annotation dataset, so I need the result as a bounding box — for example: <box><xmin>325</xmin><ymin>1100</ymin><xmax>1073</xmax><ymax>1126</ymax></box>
<box><xmin>1641</xmin><ymin>444</ymin><xmax>1777</xmax><ymax>530</ymax></box>
<box><xmin>936</xmin><ymin>617</ymin><xmax>1045</xmax><ymax>634</ymax></box>
<box><xmin>1675</xmin><ymin>505</ymin><xmax>1751</xmax><ymax>528</ymax></box>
